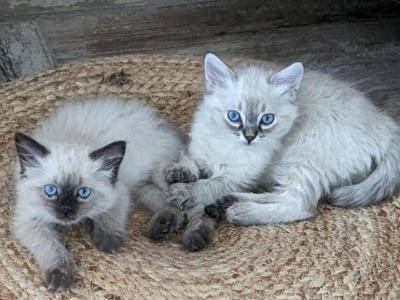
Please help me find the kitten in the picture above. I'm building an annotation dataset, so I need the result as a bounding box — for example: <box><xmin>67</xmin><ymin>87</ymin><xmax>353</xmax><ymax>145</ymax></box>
<box><xmin>149</xmin><ymin>53</ymin><xmax>400</xmax><ymax>250</ymax></box>
<box><xmin>13</xmin><ymin>97</ymin><xmax>181</xmax><ymax>291</ymax></box>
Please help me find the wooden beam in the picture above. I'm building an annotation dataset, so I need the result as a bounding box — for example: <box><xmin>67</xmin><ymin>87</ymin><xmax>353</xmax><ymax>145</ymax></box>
<box><xmin>0</xmin><ymin>21</ymin><xmax>55</xmax><ymax>82</ymax></box>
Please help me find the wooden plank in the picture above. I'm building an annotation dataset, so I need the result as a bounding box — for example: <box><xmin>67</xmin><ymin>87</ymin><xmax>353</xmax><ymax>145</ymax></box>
<box><xmin>2</xmin><ymin>0</ymin><xmax>400</xmax><ymax>65</ymax></box>
<box><xmin>0</xmin><ymin>0</ymin><xmax>398</xmax><ymax>94</ymax></box>
<box><xmin>1</xmin><ymin>0</ymin><xmax>398</xmax><ymax>22</ymax></box>
<box><xmin>35</xmin><ymin>7</ymin><xmax>400</xmax><ymax>62</ymax></box>
<box><xmin>155</xmin><ymin>19</ymin><xmax>400</xmax><ymax>103</ymax></box>
<box><xmin>0</xmin><ymin>21</ymin><xmax>55</xmax><ymax>82</ymax></box>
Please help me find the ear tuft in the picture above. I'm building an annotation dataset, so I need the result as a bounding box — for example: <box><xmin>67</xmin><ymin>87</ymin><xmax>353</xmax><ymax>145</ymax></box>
<box><xmin>270</xmin><ymin>62</ymin><xmax>304</xmax><ymax>96</ymax></box>
<box><xmin>89</xmin><ymin>141</ymin><xmax>126</xmax><ymax>184</ymax></box>
<box><xmin>15</xmin><ymin>132</ymin><xmax>50</xmax><ymax>174</ymax></box>
<box><xmin>204</xmin><ymin>53</ymin><xmax>235</xmax><ymax>90</ymax></box>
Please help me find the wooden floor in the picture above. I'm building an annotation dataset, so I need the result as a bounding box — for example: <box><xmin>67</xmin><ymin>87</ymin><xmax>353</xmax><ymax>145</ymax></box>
<box><xmin>0</xmin><ymin>0</ymin><xmax>399</xmax><ymax>102</ymax></box>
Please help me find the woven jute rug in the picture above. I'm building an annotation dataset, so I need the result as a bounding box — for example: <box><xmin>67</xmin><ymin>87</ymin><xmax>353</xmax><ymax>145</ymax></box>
<box><xmin>0</xmin><ymin>55</ymin><xmax>399</xmax><ymax>299</ymax></box>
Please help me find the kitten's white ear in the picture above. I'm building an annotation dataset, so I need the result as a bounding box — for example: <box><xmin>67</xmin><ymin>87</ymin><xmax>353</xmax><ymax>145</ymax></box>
<box><xmin>90</xmin><ymin>141</ymin><xmax>126</xmax><ymax>184</ymax></box>
<box><xmin>204</xmin><ymin>53</ymin><xmax>234</xmax><ymax>90</ymax></box>
<box><xmin>270</xmin><ymin>62</ymin><xmax>304</xmax><ymax>96</ymax></box>
<box><xmin>15</xmin><ymin>133</ymin><xmax>50</xmax><ymax>174</ymax></box>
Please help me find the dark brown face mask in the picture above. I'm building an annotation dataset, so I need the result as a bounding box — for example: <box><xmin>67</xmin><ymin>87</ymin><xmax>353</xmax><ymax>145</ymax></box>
<box><xmin>54</xmin><ymin>184</ymin><xmax>79</xmax><ymax>220</ymax></box>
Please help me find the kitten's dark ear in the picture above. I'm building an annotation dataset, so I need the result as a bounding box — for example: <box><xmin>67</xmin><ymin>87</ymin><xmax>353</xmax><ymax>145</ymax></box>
<box><xmin>270</xmin><ymin>62</ymin><xmax>304</xmax><ymax>97</ymax></box>
<box><xmin>15</xmin><ymin>133</ymin><xmax>50</xmax><ymax>174</ymax></box>
<box><xmin>89</xmin><ymin>141</ymin><xmax>126</xmax><ymax>184</ymax></box>
<box><xmin>204</xmin><ymin>53</ymin><xmax>235</xmax><ymax>91</ymax></box>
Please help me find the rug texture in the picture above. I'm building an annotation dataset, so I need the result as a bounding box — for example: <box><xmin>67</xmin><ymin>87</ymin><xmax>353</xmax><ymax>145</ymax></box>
<box><xmin>0</xmin><ymin>55</ymin><xmax>399</xmax><ymax>299</ymax></box>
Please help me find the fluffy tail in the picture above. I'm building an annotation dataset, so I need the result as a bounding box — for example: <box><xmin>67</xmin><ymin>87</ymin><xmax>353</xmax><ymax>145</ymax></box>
<box><xmin>330</xmin><ymin>151</ymin><xmax>400</xmax><ymax>207</ymax></box>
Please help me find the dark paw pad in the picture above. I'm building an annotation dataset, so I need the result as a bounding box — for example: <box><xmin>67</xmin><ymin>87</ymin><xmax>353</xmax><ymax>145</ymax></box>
<box><xmin>92</xmin><ymin>229</ymin><xmax>124</xmax><ymax>253</ymax></box>
<box><xmin>205</xmin><ymin>195</ymin><xmax>238</xmax><ymax>221</ymax></box>
<box><xmin>147</xmin><ymin>209</ymin><xmax>180</xmax><ymax>241</ymax></box>
<box><xmin>182</xmin><ymin>225</ymin><xmax>213</xmax><ymax>252</ymax></box>
<box><xmin>165</xmin><ymin>166</ymin><xmax>197</xmax><ymax>185</ymax></box>
<box><xmin>204</xmin><ymin>204</ymin><xmax>221</xmax><ymax>220</ymax></box>
<box><xmin>45</xmin><ymin>266</ymin><xmax>74</xmax><ymax>291</ymax></box>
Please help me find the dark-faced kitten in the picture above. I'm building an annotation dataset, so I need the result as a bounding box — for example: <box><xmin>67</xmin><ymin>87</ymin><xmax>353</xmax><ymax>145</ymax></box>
<box><xmin>13</xmin><ymin>97</ymin><xmax>181</xmax><ymax>290</ymax></box>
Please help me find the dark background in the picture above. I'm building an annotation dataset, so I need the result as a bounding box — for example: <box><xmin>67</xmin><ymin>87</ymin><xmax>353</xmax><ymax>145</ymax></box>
<box><xmin>0</xmin><ymin>0</ymin><xmax>399</xmax><ymax>101</ymax></box>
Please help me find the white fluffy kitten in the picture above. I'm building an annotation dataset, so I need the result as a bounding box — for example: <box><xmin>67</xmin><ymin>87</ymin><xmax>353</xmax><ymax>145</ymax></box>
<box><xmin>13</xmin><ymin>97</ymin><xmax>181</xmax><ymax>290</ymax></box>
<box><xmin>149</xmin><ymin>53</ymin><xmax>400</xmax><ymax>251</ymax></box>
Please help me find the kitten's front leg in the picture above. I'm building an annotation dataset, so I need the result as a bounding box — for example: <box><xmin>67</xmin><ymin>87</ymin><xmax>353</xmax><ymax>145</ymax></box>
<box><xmin>91</xmin><ymin>196</ymin><xmax>130</xmax><ymax>252</ymax></box>
<box><xmin>206</xmin><ymin>167</ymin><xmax>321</xmax><ymax>225</ymax></box>
<box><xmin>178</xmin><ymin>177</ymin><xmax>241</xmax><ymax>251</ymax></box>
<box><xmin>182</xmin><ymin>208</ymin><xmax>216</xmax><ymax>252</ymax></box>
<box><xmin>147</xmin><ymin>205</ymin><xmax>185</xmax><ymax>240</ymax></box>
<box><xmin>168</xmin><ymin>173</ymin><xmax>242</xmax><ymax>211</ymax></box>
<box><xmin>167</xmin><ymin>182</ymin><xmax>197</xmax><ymax>210</ymax></box>
<box><xmin>164</xmin><ymin>173</ymin><xmax>242</xmax><ymax>250</ymax></box>
<box><xmin>207</xmin><ymin>192</ymin><xmax>315</xmax><ymax>225</ymax></box>
<box><xmin>228</xmin><ymin>196</ymin><xmax>315</xmax><ymax>225</ymax></box>
<box><xmin>205</xmin><ymin>193</ymin><xmax>279</xmax><ymax>221</ymax></box>
<box><xmin>164</xmin><ymin>152</ymin><xmax>200</xmax><ymax>185</ymax></box>
<box><xmin>12</xmin><ymin>214</ymin><xmax>74</xmax><ymax>291</ymax></box>
<box><xmin>165</xmin><ymin>164</ymin><xmax>198</xmax><ymax>185</ymax></box>
<box><xmin>135</xmin><ymin>181</ymin><xmax>186</xmax><ymax>241</ymax></box>
<box><xmin>92</xmin><ymin>219</ymin><xmax>125</xmax><ymax>253</ymax></box>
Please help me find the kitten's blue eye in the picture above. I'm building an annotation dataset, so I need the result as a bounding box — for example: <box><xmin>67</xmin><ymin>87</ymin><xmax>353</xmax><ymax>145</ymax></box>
<box><xmin>43</xmin><ymin>184</ymin><xmax>58</xmax><ymax>197</ymax></box>
<box><xmin>77</xmin><ymin>187</ymin><xmax>92</xmax><ymax>199</ymax></box>
<box><xmin>260</xmin><ymin>113</ymin><xmax>275</xmax><ymax>126</ymax></box>
<box><xmin>227</xmin><ymin>110</ymin><xmax>241</xmax><ymax>123</ymax></box>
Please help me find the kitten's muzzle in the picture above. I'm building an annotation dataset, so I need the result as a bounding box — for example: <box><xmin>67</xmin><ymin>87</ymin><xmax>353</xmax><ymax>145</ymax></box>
<box><xmin>55</xmin><ymin>196</ymin><xmax>78</xmax><ymax>220</ymax></box>
<box><xmin>58</xmin><ymin>205</ymin><xmax>73</xmax><ymax>217</ymax></box>
<box><xmin>243</xmin><ymin>127</ymin><xmax>258</xmax><ymax>144</ymax></box>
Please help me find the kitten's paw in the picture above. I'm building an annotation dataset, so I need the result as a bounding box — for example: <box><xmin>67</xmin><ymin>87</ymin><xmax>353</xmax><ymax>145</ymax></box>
<box><xmin>147</xmin><ymin>207</ymin><xmax>183</xmax><ymax>240</ymax></box>
<box><xmin>165</xmin><ymin>165</ymin><xmax>197</xmax><ymax>185</ymax></box>
<box><xmin>225</xmin><ymin>202</ymin><xmax>259</xmax><ymax>225</ymax></box>
<box><xmin>182</xmin><ymin>224</ymin><xmax>214</xmax><ymax>252</ymax></box>
<box><xmin>168</xmin><ymin>182</ymin><xmax>195</xmax><ymax>210</ymax></box>
<box><xmin>92</xmin><ymin>228</ymin><xmax>125</xmax><ymax>253</ymax></box>
<box><xmin>205</xmin><ymin>194</ymin><xmax>239</xmax><ymax>221</ymax></box>
<box><xmin>44</xmin><ymin>263</ymin><xmax>74</xmax><ymax>291</ymax></box>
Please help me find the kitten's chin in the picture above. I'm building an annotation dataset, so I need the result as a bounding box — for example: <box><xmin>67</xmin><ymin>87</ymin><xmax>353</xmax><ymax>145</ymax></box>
<box><xmin>240</xmin><ymin>139</ymin><xmax>260</xmax><ymax>146</ymax></box>
<box><xmin>55</xmin><ymin>218</ymin><xmax>80</xmax><ymax>226</ymax></box>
